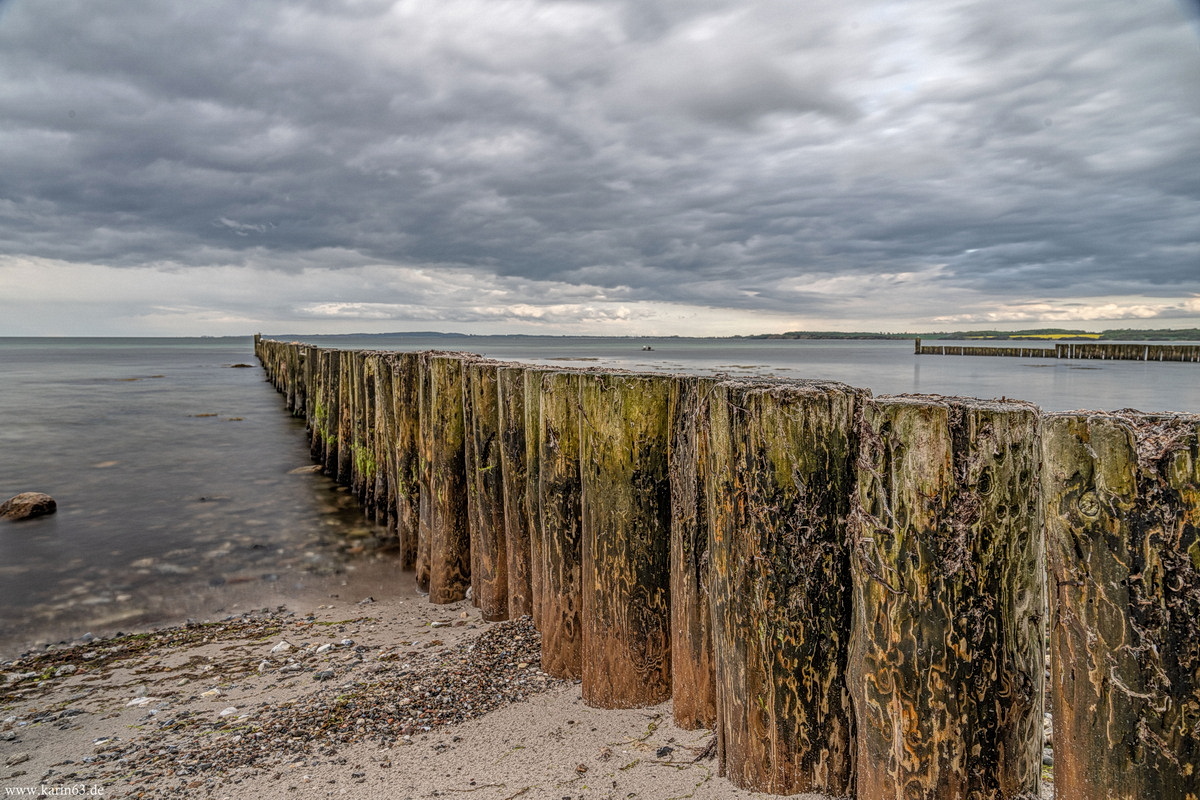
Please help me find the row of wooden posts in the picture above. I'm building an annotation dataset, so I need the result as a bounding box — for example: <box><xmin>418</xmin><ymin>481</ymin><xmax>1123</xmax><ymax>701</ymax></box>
<box><xmin>254</xmin><ymin>335</ymin><xmax>1200</xmax><ymax>800</ymax></box>
<box><xmin>915</xmin><ymin>337</ymin><xmax>1200</xmax><ymax>362</ymax></box>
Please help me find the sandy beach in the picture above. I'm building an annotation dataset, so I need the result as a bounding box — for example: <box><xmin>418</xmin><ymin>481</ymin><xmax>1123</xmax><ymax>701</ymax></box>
<box><xmin>1</xmin><ymin>574</ymin><xmax>828</xmax><ymax>800</ymax></box>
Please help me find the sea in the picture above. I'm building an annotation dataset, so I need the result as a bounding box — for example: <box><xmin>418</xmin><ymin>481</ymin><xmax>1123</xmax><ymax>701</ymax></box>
<box><xmin>2</xmin><ymin>334</ymin><xmax>1197</xmax><ymax>659</ymax></box>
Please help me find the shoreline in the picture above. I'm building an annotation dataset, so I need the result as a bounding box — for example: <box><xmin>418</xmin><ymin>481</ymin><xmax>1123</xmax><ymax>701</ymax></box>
<box><xmin>1</xmin><ymin>577</ymin><xmax>1056</xmax><ymax>800</ymax></box>
<box><xmin>1</xmin><ymin>578</ymin><xmax>790</xmax><ymax>800</ymax></box>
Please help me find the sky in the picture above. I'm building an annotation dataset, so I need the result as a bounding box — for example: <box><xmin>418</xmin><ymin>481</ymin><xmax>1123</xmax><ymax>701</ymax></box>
<box><xmin>1</xmin><ymin>0</ymin><xmax>1198</xmax><ymax>337</ymax></box>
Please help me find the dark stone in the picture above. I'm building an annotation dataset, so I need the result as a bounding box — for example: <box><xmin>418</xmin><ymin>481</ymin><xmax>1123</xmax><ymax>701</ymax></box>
<box><xmin>0</xmin><ymin>492</ymin><xmax>57</xmax><ymax>521</ymax></box>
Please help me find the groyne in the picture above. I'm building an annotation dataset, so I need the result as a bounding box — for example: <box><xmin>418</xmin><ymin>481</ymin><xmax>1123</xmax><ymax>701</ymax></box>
<box><xmin>255</xmin><ymin>335</ymin><xmax>1200</xmax><ymax>800</ymax></box>
<box><xmin>915</xmin><ymin>337</ymin><xmax>1200</xmax><ymax>361</ymax></box>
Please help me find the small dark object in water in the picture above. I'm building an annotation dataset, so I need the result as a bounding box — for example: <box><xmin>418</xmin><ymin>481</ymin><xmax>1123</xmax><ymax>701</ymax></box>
<box><xmin>0</xmin><ymin>492</ymin><xmax>57</xmax><ymax>521</ymax></box>
<box><xmin>642</xmin><ymin>345</ymin><xmax>654</xmax><ymax>351</ymax></box>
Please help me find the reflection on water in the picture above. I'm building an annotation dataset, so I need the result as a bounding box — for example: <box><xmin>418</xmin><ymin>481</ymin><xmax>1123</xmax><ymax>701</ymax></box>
<box><xmin>0</xmin><ymin>338</ymin><xmax>405</xmax><ymax>659</ymax></box>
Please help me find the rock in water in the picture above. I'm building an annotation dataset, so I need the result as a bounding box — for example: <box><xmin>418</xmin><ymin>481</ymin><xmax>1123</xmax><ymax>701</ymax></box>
<box><xmin>0</xmin><ymin>492</ymin><xmax>57</xmax><ymax>521</ymax></box>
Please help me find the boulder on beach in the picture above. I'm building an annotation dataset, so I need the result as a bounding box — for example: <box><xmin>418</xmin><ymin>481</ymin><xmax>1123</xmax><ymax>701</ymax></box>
<box><xmin>0</xmin><ymin>492</ymin><xmax>57</xmax><ymax>521</ymax></box>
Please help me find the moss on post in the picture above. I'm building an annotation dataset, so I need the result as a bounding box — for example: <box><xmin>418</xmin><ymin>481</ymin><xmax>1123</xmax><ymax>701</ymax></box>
<box><xmin>465</xmin><ymin>361</ymin><xmax>509</xmax><ymax>621</ymax></box>
<box><xmin>538</xmin><ymin>370</ymin><xmax>584</xmax><ymax>679</ymax></box>
<box><xmin>498</xmin><ymin>365</ymin><xmax>533</xmax><ymax>618</ymax></box>
<box><xmin>849</xmin><ymin>396</ymin><xmax>1044</xmax><ymax>800</ymax></box>
<box><xmin>1042</xmin><ymin>412</ymin><xmax>1200</xmax><ymax>800</ymax></box>
<box><xmin>370</xmin><ymin>353</ymin><xmax>394</xmax><ymax>527</ymax></box>
<box><xmin>524</xmin><ymin>368</ymin><xmax>548</xmax><ymax>629</ymax></box>
<box><xmin>421</xmin><ymin>354</ymin><xmax>472</xmax><ymax>603</ymax></box>
<box><xmin>705</xmin><ymin>380</ymin><xmax>858</xmax><ymax>796</ymax></box>
<box><xmin>668</xmin><ymin>375</ymin><xmax>717</xmax><ymax>730</ymax></box>
<box><xmin>579</xmin><ymin>372</ymin><xmax>673</xmax><ymax>708</ymax></box>
<box><xmin>390</xmin><ymin>352</ymin><xmax>421</xmax><ymax>571</ymax></box>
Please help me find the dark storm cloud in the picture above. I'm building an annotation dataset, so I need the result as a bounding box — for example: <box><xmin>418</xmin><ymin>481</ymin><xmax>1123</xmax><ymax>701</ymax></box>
<box><xmin>0</xmin><ymin>0</ymin><xmax>1197</xmax><ymax>333</ymax></box>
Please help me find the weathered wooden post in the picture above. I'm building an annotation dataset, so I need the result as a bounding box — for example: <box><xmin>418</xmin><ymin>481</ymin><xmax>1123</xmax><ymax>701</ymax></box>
<box><xmin>849</xmin><ymin>396</ymin><xmax>1045</xmax><ymax>800</ymax></box>
<box><xmin>354</xmin><ymin>351</ymin><xmax>378</xmax><ymax>516</ymax></box>
<box><xmin>1042</xmin><ymin>412</ymin><xmax>1200</xmax><ymax>800</ymax></box>
<box><xmin>538</xmin><ymin>370</ymin><xmax>584</xmax><ymax>679</ymax></box>
<box><xmin>336</xmin><ymin>349</ymin><xmax>355</xmax><ymax>485</ymax></box>
<box><xmin>498</xmin><ymin>365</ymin><xmax>534</xmax><ymax>618</ymax></box>
<box><xmin>465</xmin><ymin>360</ymin><xmax>509</xmax><ymax>621</ymax></box>
<box><xmin>416</xmin><ymin>354</ymin><xmax>434</xmax><ymax>592</ymax></box>
<box><xmin>370</xmin><ymin>353</ymin><xmax>393</xmax><ymax>526</ymax></box>
<box><xmin>579</xmin><ymin>372</ymin><xmax>673</xmax><ymax>708</ymax></box>
<box><xmin>705</xmin><ymin>380</ymin><xmax>858</xmax><ymax>796</ymax></box>
<box><xmin>668</xmin><ymin>375</ymin><xmax>717</xmax><ymax>730</ymax></box>
<box><xmin>390</xmin><ymin>352</ymin><xmax>421</xmax><ymax>570</ymax></box>
<box><xmin>321</xmin><ymin>349</ymin><xmax>342</xmax><ymax>477</ymax></box>
<box><xmin>523</xmin><ymin>367</ymin><xmax>547</xmax><ymax>628</ymax></box>
<box><xmin>419</xmin><ymin>353</ymin><xmax>473</xmax><ymax>603</ymax></box>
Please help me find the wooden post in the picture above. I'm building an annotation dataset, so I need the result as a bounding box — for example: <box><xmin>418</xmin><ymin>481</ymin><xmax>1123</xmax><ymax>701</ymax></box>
<box><xmin>416</xmin><ymin>354</ymin><xmax>433</xmax><ymax>592</ymax></box>
<box><xmin>421</xmin><ymin>354</ymin><xmax>472</xmax><ymax>603</ymax></box>
<box><xmin>849</xmin><ymin>396</ymin><xmax>1045</xmax><ymax>800</ymax></box>
<box><xmin>705</xmin><ymin>380</ymin><xmax>858</xmax><ymax>796</ymax></box>
<box><xmin>523</xmin><ymin>367</ymin><xmax>547</xmax><ymax>628</ymax></box>
<box><xmin>465</xmin><ymin>361</ymin><xmax>509</xmax><ymax>621</ymax></box>
<box><xmin>336</xmin><ymin>349</ymin><xmax>354</xmax><ymax>484</ymax></box>
<box><xmin>668</xmin><ymin>375</ymin><xmax>717</xmax><ymax>730</ymax></box>
<box><xmin>355</xmin><ymin>352</ymin><xmax>377</xmax><ymax>516</ymax></box>
<box><xmin>369</xmin><ymin>353</ymin><xmax>393</xmax><ymax>527</ymax></box>
<box><xmin>1042</xmin><ymin>412</ymin><xmax>1200</xmax><ymax>800</ymax></box>
<box><xmin>498</xmin><ymin>365</ymin><xmax>534</xmax><ymax>618</ymax></box>
<box><xmin>580</xmin><ymin>372</ymin><xmax>673</xmax><ymax>708</ymax></box>
<box><xmin>323</xmin><ymin>349</ymin><xmax>342</xmax><ymax>478</ymax></box>
<box><xmin>538</xmin><ymin>370</ymin><xmax>584</xmax><ymax>679</ymax></box>
<box><xmin>390</xmin><ymin>352</ymin><xmax>421</xmax><ymax>571</ymax></box>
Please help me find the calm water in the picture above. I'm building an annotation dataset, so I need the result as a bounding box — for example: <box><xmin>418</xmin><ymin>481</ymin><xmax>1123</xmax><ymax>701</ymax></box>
<box><xmin>2</xmin><ymin>335</ymin><xmax>1197</xmax><ymax>658</ymax></box>
<box><xmin>285</xmin><ymin>333</ymin><xmax>1200</xmax><ymax>414</ymax></box>
<box><xmin>0</xmin><ymin>337</ymin><xmax>398</xmax><ymax>659</ymax></box>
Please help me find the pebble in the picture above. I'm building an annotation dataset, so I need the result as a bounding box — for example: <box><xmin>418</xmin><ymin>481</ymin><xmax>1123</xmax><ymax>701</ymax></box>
<box><xmin>270</xmin><ymin>641</ymin><xmax>293</xmax><ymax>654</ymax></box>
<box><xmin>314</xmin><ymin>670</ymin><xmax>335</xmax><ymax>681</ymax></box>
<box><xmin>4</xmin><ymin>753</ymin><xmax>30</xmax><ymax>767</ymax></box>
<box><xmin>54</xmin><ymin>664</ymin><xmax>77</xmax><ymax>677</ymax></box>
<box><xmin>316</xmin><ymin>644</ymin><xmax>333</xmax><ymax>655</ymax></box>
<box><xmin>201</xmin><ymin>689</ymin><xmax>223</xmax><ymax>699</ymax></box>
<box><xmin>126</xmin><ymin>697</ymin><xmax>158</xmax><ymax>707</ymax></box>
<box><xmin>219</xmin><ymin>707</ymin><xmax>240</xmax><ymax>717</ymax></box>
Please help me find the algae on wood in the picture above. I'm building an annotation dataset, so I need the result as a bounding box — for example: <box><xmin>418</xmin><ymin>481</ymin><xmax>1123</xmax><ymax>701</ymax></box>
<box><xmin>538</xmin><ymin>370</ymin><xmax>584</xmax><ymax>679</ymax></box>
<box><xmin>580</xmin><ymin>373</ymin><xmax>673</xmax><ymax>708</ymax></box>
<box><xmin>849</xmin><ymin>396</ymin><xmax>1044</xmax><ymax>800</ymax></box>
<box><xmin>389</xmin><ymin>352</ymin><xmax>421</xmax><ymax>570</ymax></box>
<box><xmin>423</xmin><ymin>354</ymin><xmax>472</xmax><ymax>603</ymax></box>
<box><xmin>498</xmin><ymin>365</ymin><xmax>533</xmax><ymax>618</ymax></box>
<box><xmin>523</xmin><ymin>368</ymin><xmax>547</xmax><ymax>629</ymax></box>
<box><xmin>1042</xmin><ymin>413</ymin><xmax>1200</xmax><ymax>800</ymax></box>
<box><xmin>465</xmin><ymin>361</ymin><xmax>509</xmax><ymax>621</ymax></box>
<box><xmin>705</xmin><ymin>381</ymin><xmax>858</xmax><ymax>796</ymax></box>
<box><xmin>416</xmin><ymin>355</ymin><xmax>434</xmax><ymax>592</ymax></box>
<box><xmin>668</xmin><ymin>375</ymin><xmax>716</xmax><ymax>730</ymax></box>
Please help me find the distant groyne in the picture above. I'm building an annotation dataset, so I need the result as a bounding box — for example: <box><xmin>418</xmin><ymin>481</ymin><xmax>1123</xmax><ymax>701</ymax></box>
<box><xmin>255</xmin><ymin>334</ymin><xmax>1200</xmax><ymax>800</ymax></box>
<box><xmin>915</xmin><ymin>337</ymin><xmax>1200</xmax><ymax>361</ymax></box>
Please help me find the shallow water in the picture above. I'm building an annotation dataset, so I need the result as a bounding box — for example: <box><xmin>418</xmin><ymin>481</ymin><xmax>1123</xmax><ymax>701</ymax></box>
<box><xmin>0</xmin><ymin>337</ymin><xmax>399</xmax><ymax>659</ymax></box>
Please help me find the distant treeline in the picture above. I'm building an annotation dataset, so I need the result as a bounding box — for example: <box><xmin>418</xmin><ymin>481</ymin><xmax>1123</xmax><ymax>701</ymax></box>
<box><xmin>743</xmin><ymin>328</ymin><xmax>1200</xmax><ymax>341</ymax></box>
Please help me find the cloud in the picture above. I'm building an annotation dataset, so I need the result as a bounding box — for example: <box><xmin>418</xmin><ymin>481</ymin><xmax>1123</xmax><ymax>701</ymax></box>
<box><xmin>0</xmin><ymin>0</ymin><xmax>1197</xmax><ymax>335</ymax></box>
